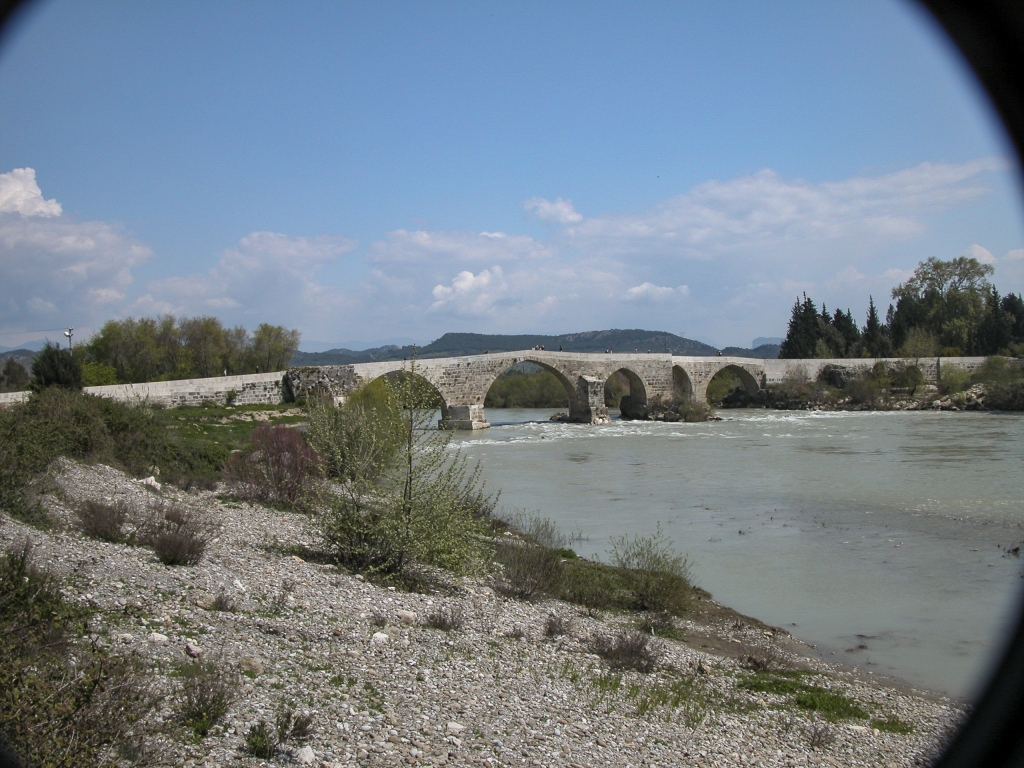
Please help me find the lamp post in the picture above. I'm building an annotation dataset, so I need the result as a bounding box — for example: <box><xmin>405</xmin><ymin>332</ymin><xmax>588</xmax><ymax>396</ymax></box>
<box><xmin>63</xmin><ymin>328</ymin><xmax>73</xmax><ymax>349</ymax></box>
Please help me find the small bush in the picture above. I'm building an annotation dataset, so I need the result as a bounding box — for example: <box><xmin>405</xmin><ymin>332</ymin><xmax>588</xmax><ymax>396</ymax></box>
<box><xmin>179</xmin><ymin>661</ymin><xmax>237</xmax><ymax>738</ymax></box>
<box><xmin>425</xmin><ymin>605</ymin><xmax>464</xmax><ymax>631</ymax></box>
<box><xmin>740</xmin><ymin>645</ymin><xmax>790</xmax><ymax>673</ymax></box>
<box><xmin>588</xmin><ymin>631</ymin><xmax>663</xmax><ymax>673</ymax></box>
<box><xmin>142</xmin><ymin>504</ymin><xmax>209</xmax><ymax>566</ymax></box>
<box><xmin>544</xmin><ymin>613</ymin><xmax>572</xmax><ymax>638</ymax></box>
<box><xmin>676</xmin><ymin>401</ymin><xmax>712</xmax><ymax>422</ymax></box>
<box><xmin>987</xmin><ymin>381</ymin><xmax>1024</xmax><ymax>410</ymax></box>
<box><xmin>609</xmin><ymin>523</ymin><xmax>692</xmax><ymax>615</ymax></box>
<box><xmin>210</xmin><ymin>591</ymin><xmax>237</xmax><ymax>612</ymax></box>
<box><xmin>806</xmin><ymin>719</ymin><xmax>836</xmax><ymax>750</ymax></box>
<box><xmin>244</xmin><ymin>720</ymin><xmax>278</xmax><ymax>758</ymax></box>
<box><xmin>275</xmin><ymin>708</ymin><xmax>314</xmax><ymax>744</ymax></box>
<box><xmin>225</xmin><ymin>424</ymin><xmax>322</xmax><ymax>510</ymax></box>
<box><xmin>636</xmin><ymin>611</ymin><xmax>680</xmax><ymax>638</ymax></box>
<box><xmin>939</xmin><ymin>365</ymin><xmax>972</xmax><ymax>395</ymax></box>
<box><xmin>890</xmin><ymin>361</ymin><xmax>924</xmax><ymax>395</ymax></box>
<box><xmin>75</xmin><ymin>499</ymin><xmax>132</xmax><ymax>543</ymax></box>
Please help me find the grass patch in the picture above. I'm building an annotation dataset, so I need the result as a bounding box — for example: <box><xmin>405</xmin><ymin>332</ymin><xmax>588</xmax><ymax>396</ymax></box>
<box><xmin>178</xmin><ymin>660</ymin><xmax>237</xmax><ymax>739</ymax></box>
<box><xmin>872</xmin><ymin>716</ymin><xmax>914</xmax><ymax>734</ymax></box>
<box><xmin>244</xmin><ymin>721</ymin><xmax>278</xmax><ymax>758</ymax></box>
<box><xmin>739</xmin><ymin>673</ymin><xmax>867</xmax><ymax>722</ymax></box>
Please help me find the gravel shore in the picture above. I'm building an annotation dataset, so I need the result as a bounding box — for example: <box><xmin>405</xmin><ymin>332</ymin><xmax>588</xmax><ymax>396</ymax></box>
<box><xmin>1</xmin><ymin>458</ymin><xmax>963</xmax><ymax>767</ymax></box>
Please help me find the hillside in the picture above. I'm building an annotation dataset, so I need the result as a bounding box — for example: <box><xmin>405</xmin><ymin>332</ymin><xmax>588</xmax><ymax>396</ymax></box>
<box><xmin>719</xmin><ymin>343</ymin><xmax>780</xmax><ymax>359</ymax></box>
<box><xmin>291</xmin><ymin>329</ymin><xmax>718</xmax><ymax>366</ymax></box>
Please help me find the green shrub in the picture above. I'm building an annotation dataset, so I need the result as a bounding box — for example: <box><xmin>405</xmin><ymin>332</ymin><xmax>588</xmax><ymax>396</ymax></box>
<box><xmin>30</xmin><ymin>342</ymin><xmax>82</xmax><ymax>392</ymax></box>
<box><xmin>890</xmin><ymin>361</ymin><xmax>924</xmax><ymax>395</ymax></box>
<box><xmin>609</xmin><ymin>523</ymin><xmax>693</xmax><ymax>615</ymax></box>
<box><xmin>793</xmin><ymin>689</ymin><xmax>868</xmax><ymax>721</ymax></box>
<box><xmin>275</xmin><ymin>707</ymin><xmax>314</xmax><ymax>745</ymax></box>
<box><xmin>939</xmin><ymin>366</ymin><xmax>972</xmax><ymax>394</ymax></box>
<box><xmin>987</xmin><ymin>381</ymin><xmax>1024</xmax><ymax>410</ymax></box>
<box><xmin>493</xmin><ymin>515</ymin><xmax>566</xmax><ymax>600</ymax></box>
<box><xmin>0</xmin><ymin>542</ymin><xmax>154</xmax><ymax>766</ymax></box>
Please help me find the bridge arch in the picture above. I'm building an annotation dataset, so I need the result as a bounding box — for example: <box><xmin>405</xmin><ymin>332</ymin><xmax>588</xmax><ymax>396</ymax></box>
<box><xmin>604</xmin><ymin>366</ymin><xmax>650</xmax><ymax>419</ymax></box>
<box><xmin>703</xmin><ymin>363</ymin><xmax>762</xmax><ymax>405</ymax></box>
<box><xmin>365</xmin><ymin>368</ymin><xmax>451</xmax><ymax>423</ymax></box>
<box><xmin>478</xmin><ymin>357</ymin><xmax>578</xmax><ymax>410</ymax></box>
<box><xmin>672</xmin><ymin>365</ymin><xmax>694</xmax><ymax>401</ymax></box>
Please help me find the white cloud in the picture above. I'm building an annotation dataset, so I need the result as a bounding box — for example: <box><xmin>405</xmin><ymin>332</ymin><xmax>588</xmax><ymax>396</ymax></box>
<box><xmin>1004</xmin><ymin>248</ymin><xmax>1024</xmax><ymax>261</ymax></box>
<box><xmin>140</xmin><ymin>231</ymin><xmax>357</xmax><ymax>325</ymax></box>
<box><xmin>0</xmin><ymin>169</ymin><xmax>150</xmax><ymax>336</ymax></box>
<box><xmin>564</xmin><ymin>159</ymin><xmax>1004</xmax><ymax>259</ymax></box>
<box><xmin>962</xmin><ymin>244</ymin><xmax>997</xmax><ymax>264</ymax></box>
<box><xmin>0</xmin><ymin>168</ymin><xmax>61</xmax><ymax>217</ymax></box>
<box><xmin>430</xmin><ymin>267</ymin><xmax>508</xmax><ymax>316</ymax></box>
<box><xmin>624</xmin><ymin>282</ymin><xmax>689</xmax><ymax>302</ymax></box>
<box><xmin>370</xmin><ymin>229</ymin><xmax>553</xmax><ymax>264</ymax></box>
<box><xmin>524</xmin><ymin>196</ymin><xmax>584</xmax><ymax>224</ymax></box>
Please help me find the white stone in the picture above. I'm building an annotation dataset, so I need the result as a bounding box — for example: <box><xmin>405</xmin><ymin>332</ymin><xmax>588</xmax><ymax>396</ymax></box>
<box><xmin>447</xmin><ymin>722</ymin><xmax>466</xmax><ymax>734</ymax></box>
<box><xmin>396</xmin><ymin>609</ymin><xmax>417</xmax><ymax>625</ymax></box>
<box><xmin>371</xmin><ymin>632</ymin><xmax>390</xmax><ymax>644</ymax></box>
<box><xmin>148</xmin><ymin>632</ymin><xmax>169</xmax><ymax>644</ymax></box>
<box><xmin>295</xmin><ymin>746</ymin><xmax>316</xmax><ymax>764</ymax></box>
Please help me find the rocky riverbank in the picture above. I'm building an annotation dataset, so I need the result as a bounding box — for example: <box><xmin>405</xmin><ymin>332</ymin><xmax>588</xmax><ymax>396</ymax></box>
<box><xmin>1</xmin><ymin>458</ymin><xmax>964</xmax><ymax>768</ymax></box>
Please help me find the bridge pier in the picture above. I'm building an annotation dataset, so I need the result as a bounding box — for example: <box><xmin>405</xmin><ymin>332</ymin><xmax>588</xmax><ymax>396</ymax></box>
<box><xmin>570</xmin><ymin>376</ymin><xmax>610</xmax><ymax>425</ymax></box>
<box><xmin>439</xmin><ymin>403</ymin><xmax>490</xmax><ymax>430</ymax></box>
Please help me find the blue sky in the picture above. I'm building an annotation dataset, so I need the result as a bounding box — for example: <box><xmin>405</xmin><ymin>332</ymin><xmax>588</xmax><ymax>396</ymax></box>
<box><xmin>1</xmin><ymin>0</ymin><xmax>1022</xmax><ymax>350</ymax></box>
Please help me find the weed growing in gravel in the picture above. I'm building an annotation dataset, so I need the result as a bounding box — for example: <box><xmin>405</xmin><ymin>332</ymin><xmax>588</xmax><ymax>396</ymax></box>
<box><xmin>872</xmin><ymin>716</ymin><xmax>914</xmax><ymax>734</ymax></box>
<box><xmin>244</xmin><ymin>720</ymin><xmax>278</xmax><ymax>758</ymax></box>
<box><xmin>635</xmin><ymin>612</ymin><xmax>685</xmax><ymax>640</ymax></box>
<box><xmin>142</xmin><ymin>503</ymin><xmax>210</xmax><ymax>565</ymax></box>
<box><xmin>793</xmin><ymin>689</ymin><xmax>868</xmax><ymax>721</ymax></box>
<box><xmin>544</xmin><ymin>613</ymin><xmax>572</xmax><ymax>637</ymax></box>
<box><xmin>178</xmin><ymin>660</ymin><xmax>238</xmax><ymax>739</ymax></box>
<box><xmin>425</xmin><ymin>604</ymin><xmax>465</xmax><ymax>631</ymax></box>
<box><xmin>210</xmin><ymin>590</ymin><xmax>237</xmax><ymax>612</ymax></box>
<box><xmin>627</xmin><ymin>675</ymin><xmax>708</xmax><ymax>725</ymax></box>
<box><xmin>75</xmin><ymin>498</ymin><xmax>133</xmax><ymax>543</ymax></box>
<box><xmin>275</xmin><ymin>707</ymin><xmax>315</xmax><ymax>745</ymax></box>
<box><xmin>361</xmin><ymin>681</ymin><xmax>385</xmax><ymax>712</ymax></box>
<box><xmin>588</xmin><ymin>631</ymin><xmax>664</xmax><ymax>673</ymax></box>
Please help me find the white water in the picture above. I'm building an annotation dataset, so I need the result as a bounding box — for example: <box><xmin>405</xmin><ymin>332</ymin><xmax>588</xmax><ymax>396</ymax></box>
<box><xmin>453</xmin><ymin>408</ymin><xmax>1024</xmax><ymax>699</ymax></box>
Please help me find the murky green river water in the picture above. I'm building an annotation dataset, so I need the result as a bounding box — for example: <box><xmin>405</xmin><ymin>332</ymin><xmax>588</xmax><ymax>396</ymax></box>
<box><xmin>453</xmin><ymin>408</ymin><xmax>1024</xmax><ymax>699</ymax></box>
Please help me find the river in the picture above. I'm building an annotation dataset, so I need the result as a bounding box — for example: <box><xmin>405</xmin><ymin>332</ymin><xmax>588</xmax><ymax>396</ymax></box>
<box><xmin>453</xmin><ymin>407</ymin><xmax>1024</xmax><ymax>699</ymax></box>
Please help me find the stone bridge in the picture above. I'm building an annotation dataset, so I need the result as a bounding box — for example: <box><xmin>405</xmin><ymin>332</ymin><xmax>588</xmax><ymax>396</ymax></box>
<box><xmin>286</xmin><ymin>351</ymin><xmax>979</xmax><ymax>429</ymax></box>
<box><xmin>0</xmin><ymin>351</ymin><xmax>996</xmax><ymax>424</ymax></box>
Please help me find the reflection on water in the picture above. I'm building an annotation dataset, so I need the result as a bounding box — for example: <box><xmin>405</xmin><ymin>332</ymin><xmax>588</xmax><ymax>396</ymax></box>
<box><xmin>455</xmin><ymin>408</ymin><xmax>1024</xmax><ymax>698</ymax></box>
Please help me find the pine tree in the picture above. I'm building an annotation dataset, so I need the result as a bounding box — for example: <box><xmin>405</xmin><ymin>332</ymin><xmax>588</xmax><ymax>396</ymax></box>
<box><xmin>861</xmin><ymin>297</ymin><xmax>894</xmax><ymax>358</ymax></box>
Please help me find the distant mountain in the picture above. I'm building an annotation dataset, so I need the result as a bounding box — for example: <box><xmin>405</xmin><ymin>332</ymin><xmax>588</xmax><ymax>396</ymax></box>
<box><xmin>291</xmin><ymin>329</ymin><xmax>719</xmax><ymax>366</ymax></box>
<box><xmin>752</xmin><ymin>337</ymin><xmax>783</xmax><ymax>348</ymax></box>
<box><xmin>720</xmin><ymin>343</ymin><xmax>780</xmax><ymax>359</ymax></box>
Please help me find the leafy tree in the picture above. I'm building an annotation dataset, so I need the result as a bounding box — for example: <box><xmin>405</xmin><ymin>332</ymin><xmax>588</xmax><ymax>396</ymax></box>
<box><xmin>0</xmin><ymin>358</ymin><xmax>29</xmax><ymax>392</ymax></box>
<box><xmin>898</xmin><ymin>327</ymin><xmax>937</xmax><ymax>358</ymax></box>
<box><xmin>80</xmin><ymin>360</ymin><xmax>118</xmax><ymax>387</ymax></box>
<box><xmin>319</xmin><ymin>361</ymin><xmax>491</xmax><ymax>577</ymax></box>
<box><xmin>249</xmin><ymin>324</ymin><xmax>301</xmax><ymax>373</ymax></box>
<box><xmin>29</xmin><ymin>343</ymin><xmax>82</xmax><ymax>391</ymax></box>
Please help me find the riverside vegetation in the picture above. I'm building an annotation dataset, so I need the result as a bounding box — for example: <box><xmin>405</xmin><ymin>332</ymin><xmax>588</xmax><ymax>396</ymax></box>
<box><xmin>0</xmin><ymin>358</ymin><xmax>961</xmax><ymax>765</ymax></box>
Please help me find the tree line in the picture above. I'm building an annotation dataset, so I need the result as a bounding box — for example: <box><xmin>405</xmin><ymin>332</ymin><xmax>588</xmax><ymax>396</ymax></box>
<box><xmin>0</xmin><ymin>316</ymin><xmax>301</xmax><ymax>390</ymax></box>
<box><xmin>780</xmin><ymin>256</ymin><xmax>1024</xmax><ymax>359</ymax></box>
